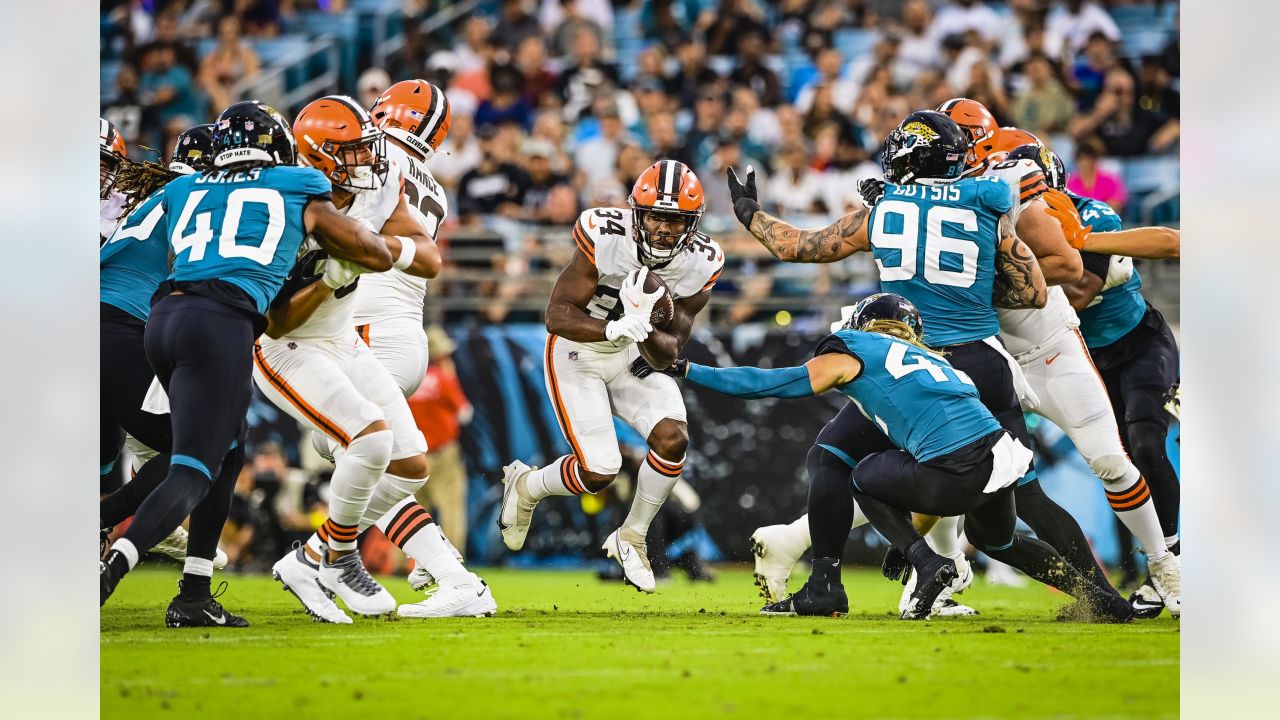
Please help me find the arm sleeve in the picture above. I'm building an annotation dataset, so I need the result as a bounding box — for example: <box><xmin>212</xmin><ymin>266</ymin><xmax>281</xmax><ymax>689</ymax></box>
<box><xmin>1080</xmin><ymin>251</ymin><xmax>1112</xmax><ymax>282</ymax></box>
<box><xmin>684</xmin><ymin>363</ymin><xmax>815</xmax><ymax>399</ymax></box>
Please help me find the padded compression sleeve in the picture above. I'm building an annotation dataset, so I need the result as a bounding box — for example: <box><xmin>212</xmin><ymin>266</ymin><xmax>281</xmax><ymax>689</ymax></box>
<box><xmin>684</xmin><ymin>363</ymin><xmax>814</xmax><ymax>399</ymax></box>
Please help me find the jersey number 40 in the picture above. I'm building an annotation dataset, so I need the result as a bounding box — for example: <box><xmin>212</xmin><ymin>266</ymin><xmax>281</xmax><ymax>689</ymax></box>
<box><xmin>871</xmin><ymin>200</ymin><xmax>980</xmax><ymax>288</ymax></box>
<box><xmin>171</xmin><ymin>188</ymin><xmax>285</xmax><ymax>266</ymax></box>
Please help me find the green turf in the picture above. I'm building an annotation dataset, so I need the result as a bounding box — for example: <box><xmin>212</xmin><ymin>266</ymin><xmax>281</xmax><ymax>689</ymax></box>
<box><xmin>101</xmin><ymin>565</ymin><xmax>1177</xmax><ymax>720</ymax></box>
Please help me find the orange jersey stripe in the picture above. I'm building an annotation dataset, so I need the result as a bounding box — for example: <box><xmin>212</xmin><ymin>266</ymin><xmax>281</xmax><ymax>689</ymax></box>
<box><xmin>254</xmin><ymin>344</ymin><xmax>353</xmax><ymax>447</ymax></box>
<box><xmin>545</xmin><ymin>336</ymin><xmax>588</xmax><ymax>468</ymax></box>
<box><xmin>701</xmin><ymin>268</ymin><xmax>722</xmax><ymax>292</ymax></box>
<box><xmin>356</xmin><ymin>324</ymin><xmax>371</xmax><ymax>346</ymax></box>
<box><xmin>572</xmin><ymin>226</ymin><xmax>596</xmax><ymax>263</ymax></box>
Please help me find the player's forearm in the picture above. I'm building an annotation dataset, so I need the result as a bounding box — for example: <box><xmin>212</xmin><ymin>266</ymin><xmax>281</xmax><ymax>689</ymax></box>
<box><xmin>1062</xmin><ymin>280</ymin><xmax>1099</xmax><ymax>312</ymax></box>
<box><xmin>1018</xmin><ymin>207</ymin><xmax>1082</xmax><ymax>284</ymax></box>
<box><xmin>993</xmin><ymin>237</ymin><xmax>1048</xmax><ymax>309</ymax></box>
<box><xmin>684</xmin><ymin>363</ymin><xmax>816</xmax><ymax>399</ymax></box>
<box><xmin>265</xmin><ymin>281</ymin><xmax>332</xmax><ymax>339</ymax></box>
<box><xmin>324</xmin><ymin>227</ymin><xmax>394</xmax><ymax>271</ymax></box>
<box><xmin>384</xmin><ymin>234</ymin><xmax>443</xmax><ymax>278</ymax></box>
<box><xmin>1083</xmin><ymin>227</ymin><xmax>1179</xmax><ymax>260</ymax></box>
<box><xmin>1036</xmin><ymin>250</ymin><xmax>1083</xmax><ymax>286</ymax></box>
<box><xmin>747</xmin><ymin>209</ymin><xmax>865</xmax><ymax>263</ymax></box>
<box><xmin>639</xmin><ymin>330</ymin><xmax>679</xmax><ymax>369</ymax></box>
<box><xmin>545</xmin><ymin>301</ymin><xmax>608</xmax><ymax>342</ymax></box>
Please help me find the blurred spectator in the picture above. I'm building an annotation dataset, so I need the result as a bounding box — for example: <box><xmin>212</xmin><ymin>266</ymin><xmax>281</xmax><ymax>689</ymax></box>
<box><xmin>140</xmin><ymin>45</ymin><xmax>200</xmax><ymax>137</ymax></box>
<box><xmin>514</xmin><ymin>36</ymin><xmax>559</xmax><ymax>110</ymax></box>
<box><xmin>431</xmin><ymin>110</ymin><xmax>482</xmax><ymax>190</ymax></box>
<box><xmin>700</xmin><ymin>136</ymin><xmax>762</xmax><ymax>228</ymax></box>
<box><xmin>765</xmin><ymin>143</ymin><xmax>825</xmax><ymax>216</ymax></box>
<box><xmin>731</xmin><ymin>86</ymin><xmax>782</xmax><ymax>149</ymax></box>
<box><xmin>573</xmin><ymin>101</ymin><xmax>637</xmax><ymax>188</ymax></box>
<box><xmin>227</xmin><ymin>0</ymin><xmax>283</xmax><ymax>37</ymax></box>
<box><xmin>678</xmin><ymin>88</ymin><xmax>727</xmax><ymax>170</ymax></box>
<box><xmin>455</xmin><ymin>15</ymin><xmax>494</xmax><ymax>78</ymax></box>
<box><xmin>221</xmin><ymin>459</ymin><xmax>258</xmax><ymax>570</ymax></box>
<box><xmin>1044</xmin><ymin>0</ymin><xmax>1120</xmax><ymax>59</ymax></box>
<box><xmin>1011</xmin><ymin>52</ymin><xmax>1075</xmax><ymax>135</ymax></box>
<box><xmin>644</xmin><ymin>111</ymin><xmax>683</xmax><ymax>160</ymax></box>
<box><xmin>1071</xmin><ymin>31</ymin><xmax>1118</xmax><ymax>112</ymax></box>
<box><xmin>356</xmin><ymin>67</ymin><xmax>390</xmax><ymax>110</ymax></box>
<box><xmin>547</xmin><ymin>0</ymin><xmax>608</xmax><ymax>58</ymax></box>
<box><xmin>556</xmin><ymin>28</ymin><xmax>621</xmax><ymax>121</ymax></box>
<box><xmin>139</xmin><ymin>11</ymin><xmax>198</xmax><ymax>74</ymax></box>
<box><xmin>198</xmin><ymin>16</ymin><xmax>260</xmax><ymax>114</ymax></box>
<box><xmin>728</xmin><ymin>29</ymin><xmax>782</xmax><ymax>108</ymax></box>
<box><xmin>1066</xmin><ymin>136</ymin><xmax>1127</xmax><ymax>215</ymax></box>
<box><xmin>103</xmin><ymin>64</ymin><xmax>145</xmax><ymax>147</ymax></box>
<box><xmin>1070</xmin><ymin>66</ymin><xmax>1178</xmax><ymax>157</ymax></box>
<box><xmin>896</xmin><ymin>0</ymin><xmax>940</xmax><ymax>82</ymax></box>
<box><xmin>521</xmin><ymin>139</ymin><xmax>573</xmax><ymax>224</ymax></box>
<box><xmin>930</xmin><ymin>0</ymin><xmax>1001</xmax><ymax>47</ymax></box>
<box><xmin>642</xmin><ymin>0</ymin><xmax>689</xmax><ymax>50</ymax></box>
<box><xmin>387</xmin><ymin>14</ymin><xmax>430</xmax><ymax>83</ymax></box>
<box><xmin>795</xmin><ymin>47</ymin><xmax>856</xmax><ymax>114</ymax></box>
<box><xmin>1158</xmin><ymin>13</ymin><xmax>1179</xmax><ymax>78</ymax></box>
<box><xmin>669</xmin><ymin>38</ymin><xmax>723</xmax><ymax>109</ymax></box>
<box><xmin>703</xmin><ymin>0</ymin><xmax>769</xmax><ymax>58</ymax></box>
<box><xmin>492</xmin><ymin>0</ymin><xmax>542</xmax><ymax>50</ymax></box>
<box><xmin>409</xmin><ymin>328</ymin><xmax>474</xmax><ymax>552</ymax></box>
<box><xmin>631</xmin><ymin>75</ymin><xmax>674</xmax><ymax>142</ymax></box>
<box><xmin>457</xmin><ymin>124</ymin><xmax>530</xmax><ymax>222</ymax></box>
<box><xmin>476</xmin><ymin>64</ymin><xmax>535</xmax><ymax>131</ymax></box>
<box><xmin>961</xmin><ymin>58</ymin><xmax>1011</xmax><ymax>124</ymax></box>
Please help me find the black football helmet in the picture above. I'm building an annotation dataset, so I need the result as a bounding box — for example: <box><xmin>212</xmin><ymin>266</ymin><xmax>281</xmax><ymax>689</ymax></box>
<box><xmin>212</xmin><ymin>101</ymin><xmax>297</xmax><ymax>169</ymax></box>
<box><xmin>881</xmin><ymin>110</ymin><xmax>967</xmax><ymax>184</ymax></box>
<box><xmin>846</xmin><ymin>292</ymin><xmax>924</xmax><ymax>337</ymax></box>
<box><xmin>170</xmin><ymin>123</ymin><xmax>216</xmax><ymax>175</ymax></box>
<box><xmin>1005</xmin><ymin>143</ymin><xmax>1066</xmax><ymax>191</ymax></box>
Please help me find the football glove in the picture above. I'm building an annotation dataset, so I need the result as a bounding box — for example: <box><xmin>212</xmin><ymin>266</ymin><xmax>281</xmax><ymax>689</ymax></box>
<box><xmin>276</xmin><ymin>249</ymin><xmax>326</xmax><ymax>301</ymax></box>
<box><xmin>629</xmin><ymin>356</ymin><xmax>689</xmax><ymax>379</ymax></box>
<box><xmin>727</xmin><ymin>165</ymin><xmax>760</xmax><ymax>230</ymax></box>
<box><xmin>605</xmin><ymin>314</ymin><xmax>652</xmax><ymax>344</ymax></box>
<box><xmin>858</xmin><ymin>178</ymin><xmax>886</xmax><ymax>208</ymax></box>
<box><xmin>322</xmin><ymin>257</ymin><xmax>365</xmax><ymax>289</ymax></box>
<box><xmin>618</xmin><ymin>267</ymin><xmax>665</xmax><ymax>320</ymax></box>
<box><xmin>882</xmin><ymin>546</ymin><xmax>912</xmax><ymax>584</ymax></box>
<box><xmin>1042</xmin><ymin>188</ymin><xmax>1092</xmax><ymax>250</ymax></box>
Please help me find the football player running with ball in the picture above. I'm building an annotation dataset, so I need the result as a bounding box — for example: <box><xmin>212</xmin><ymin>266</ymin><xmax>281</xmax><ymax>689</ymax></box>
<box><xmin>499</xmin><ymin>160</ymin><xmax>724</xmax><ymax>593</ymax></box>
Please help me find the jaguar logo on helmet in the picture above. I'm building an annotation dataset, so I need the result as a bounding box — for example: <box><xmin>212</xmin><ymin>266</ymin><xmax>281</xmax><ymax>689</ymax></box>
<box><xmin>901</xmin><ymin>121</ymin><xmax>940</xmax><ymax>144</ymax></box>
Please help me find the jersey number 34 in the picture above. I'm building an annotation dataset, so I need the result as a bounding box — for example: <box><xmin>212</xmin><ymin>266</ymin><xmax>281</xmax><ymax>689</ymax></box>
<box><xmin>171</xmin><ymin>188</ymin><xmax>285</xmax><ymax>266</ymax></box>
<box><xmin>870</xmin><ymin>200</ymin><xmax>979</xmax><ymax>288</ymax></box>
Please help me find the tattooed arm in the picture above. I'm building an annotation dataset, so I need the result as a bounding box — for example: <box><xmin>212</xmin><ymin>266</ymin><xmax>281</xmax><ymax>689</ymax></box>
<box><xmin>992</xmin><ymin>213</ymin><xmax>1048</xmax><ymax>309</ymax></box>
<box><xmin>747</xmin><ymin>207</ymin><xmax>871</xmax><ymax>263</ymax></box>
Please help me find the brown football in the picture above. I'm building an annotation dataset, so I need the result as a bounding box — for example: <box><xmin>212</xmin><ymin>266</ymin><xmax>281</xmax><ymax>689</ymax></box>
<box><xmin>644</xmin><ymin>271</ymin><xmax>675</xmax><ymax>331</ymax></box>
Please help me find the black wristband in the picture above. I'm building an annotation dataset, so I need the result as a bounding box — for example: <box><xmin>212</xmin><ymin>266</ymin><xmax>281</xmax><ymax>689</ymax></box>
<box><xmin>733</xmin><ymin>197</ymin><xmax>760</xmax><ymax>230</ymax></box>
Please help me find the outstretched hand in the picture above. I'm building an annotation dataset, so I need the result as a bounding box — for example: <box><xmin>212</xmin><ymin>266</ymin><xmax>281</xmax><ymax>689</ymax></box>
<box><xmin>727</xmin><ymin>165</ymin><xmax>761</xmax><ymax>230</ymax></box>
<box><xmin>1042</xmin><ymin>188</ymin><xmax>1092</xmax><ymax>250</ymax></box>
<box><xmin>629</xmin><ymin>356</ymin><xmax>689</xmax><ymax>380</ymax></box>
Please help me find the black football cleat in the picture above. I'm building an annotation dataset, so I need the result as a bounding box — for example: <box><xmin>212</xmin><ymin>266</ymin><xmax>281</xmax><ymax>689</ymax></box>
<box><xmin>1128</xmin><ymin>578</ymin><xmax>1165</xmax><ymax>619</ymax></box>
<box><xmin>760</xmin><ymin>577</ymin><xmax>848</xmax><ymax>617</ymax></box>
<box><xmin>100</xmin><ymin>550</ymin><xmax>128</xmax><ymax>606</ymax></box>
<box><xmin>165</xmin><ymin>581</ymin><xmax>250</xmax><ymax>628</ymax></box>
<box><xmin>900</xmin><ymin>556</ymin><xmax>959</xmax><ymax>620</ymax></box>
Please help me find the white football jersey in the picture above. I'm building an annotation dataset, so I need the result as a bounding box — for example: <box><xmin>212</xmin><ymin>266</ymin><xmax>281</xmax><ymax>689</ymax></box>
<box><xmin>283</xmin><ymin>161</ymin><xmax>404</xmax><ymax>341</ymax></box>
<box><xmin>571</xmin><ymin>207</ymin><xmax>724</xmax><ymax>353</ymax></box>
<box><xmin>100</xmin><ymin>190</ymin><xmax>128</xmax><ymax>241</ymax></box>
<box><xmin>987</xmin><ymin>158</ymin><xmax>1080</xmax><ymax>355</ymax></box>
<box><xmin>352</xmin><ymin>141</ymin><xmax>448</xmax><ymax>326</ymax></box>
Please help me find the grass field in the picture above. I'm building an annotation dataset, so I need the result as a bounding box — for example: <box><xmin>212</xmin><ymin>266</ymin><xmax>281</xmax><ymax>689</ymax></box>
<box><xmin>101</xmin><ymin>565</ymin><xmax>1178</xmax><ymax>720</ymax></box>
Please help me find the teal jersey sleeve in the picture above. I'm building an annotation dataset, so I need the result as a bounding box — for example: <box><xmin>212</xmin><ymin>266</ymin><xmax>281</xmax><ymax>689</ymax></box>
<box><xmin>1071</xmin><ymin>194</ymin><xmax>1145</xmax><ymax>347</ymax></box>
<box><xmin>976</xmin><ymin>175</ymin><xmax>1015</xmax><ymax>216</ymax></box>
<box><xmin>101</xmin><ymin>188</ymin><xmax>171</xmax><ymax>321</ymax></box>
<box><xmin>1075</xmin><ymin>196</ymin><xmax>1123</xmax><ymax>233</ymax></box>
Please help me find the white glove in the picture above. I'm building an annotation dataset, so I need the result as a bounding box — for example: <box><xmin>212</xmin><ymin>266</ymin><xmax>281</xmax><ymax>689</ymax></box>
<box><xmin>605</xmin><ymin>314</ymin><xmax>652</xmax><ymax>344</ymax></box>
<box><xmin>322</xmin><ymin>258</ymin><xmax>365</xmax><ymax>289</ymax></box>
<box><xmin>618</xmin><ymin>267</ymin><xmax>665</xmax><ymax>320</ymax></box>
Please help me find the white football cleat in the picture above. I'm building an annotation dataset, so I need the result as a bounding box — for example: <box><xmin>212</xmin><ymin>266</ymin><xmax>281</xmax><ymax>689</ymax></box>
<box><xmin>750</xmin><ymin>524</ymin><xmax>805</xmax><ymax>604</ymax></box>
<box><xmin>398</xmin><ymin>573</ymin><xmax>497</xmax><ymax>618</ymax></box>
<box><xmin>899</xmin><ymin>552</ymin><xmax>978</xmax><ymax>618</ymax></box>
<box><xmin>310</xmin><ymin>430</ymin><xmax>336</xmax><ymax>464</ymax></box>
<box><xmin>498</xmin><ymin>460</ymin><xmax>538</xmax><ymax>551</ymax></box>
<box><xmin>603</xmin><ymin>528</ymin><xmax>655</xmax><ymax>593</ymax></box>
<box><xmin>151</xmin><ymin>525</ymin><xmax>230</xmax><ymax>570</ymax></box>
<box><xmin>272</xmin><ymin>546</ymin><xmax>352</xmax><ymax>624</ymax></box>
<box><xmin>1148</xmin><ymin>552</ymin><xmax>1181</xmax><ymax>619</ymax></box>
<box><xmin>407</xmin><ymin>526</ymin><xmax>465</xmax><ymax>591</ymax></box>
<box><xmin>985</xmin><ymin>559</ymin><xmax>1028</xmax><ymax>587</ymax></box>
<box><xmin>318</xmin><ymin>551</ymin><xmax>396</xmax><ymax>616</ymax></box>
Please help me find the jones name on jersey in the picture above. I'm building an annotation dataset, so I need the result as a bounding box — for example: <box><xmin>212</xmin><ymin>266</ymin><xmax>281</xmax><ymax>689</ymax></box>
<box><xmin>572</xmin><ymin>206</ymin><xmax>723</xmax><ymax>352</ymax></box>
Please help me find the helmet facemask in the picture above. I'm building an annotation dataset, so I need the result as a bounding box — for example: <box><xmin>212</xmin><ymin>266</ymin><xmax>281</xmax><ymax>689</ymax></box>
<box><xmin>100</xmin><ymin>151</ymin><xmax>122</xmax><ymax>199</ymax></box>
<box><xmin>313</xmin><ymin>130</ymin><xmax>388</xmax><ymax>191</ymax></box>
<box><xmin>629</xmin><ymin>202</ymin><xmax>701</xmax><ymax>265</ymax></box>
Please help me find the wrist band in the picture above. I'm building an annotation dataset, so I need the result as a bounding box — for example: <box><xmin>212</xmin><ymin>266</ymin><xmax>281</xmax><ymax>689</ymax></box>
<box><xmin>392</xmin><ymin>235</ymin><xmax>416</xmax><ymax>270</ymax></box>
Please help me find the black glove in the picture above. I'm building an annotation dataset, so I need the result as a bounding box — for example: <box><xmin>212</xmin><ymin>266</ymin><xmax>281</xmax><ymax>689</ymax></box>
<box><xmin>726</xmin><ymin>166</ymin><xmax>760</xmax><ymax>230</ymax></box>
<box><xmin>858</xmin><ymin>178</ymin><xmax>886</xmax><ymax>208</ymax></box>
<box><xmin>272</xmin><ymin>249</ymin><xmax>326</xmax><ymax>305</ymax></box>
<box><xmin>629</xmin><ymin>356</ymin><xmax>689</xmax><ymax>380</ymax></box>
<box><xmin>881</xmin><ymin>546</ymin><xmax>912</xmax><ymax>584</ymax></box>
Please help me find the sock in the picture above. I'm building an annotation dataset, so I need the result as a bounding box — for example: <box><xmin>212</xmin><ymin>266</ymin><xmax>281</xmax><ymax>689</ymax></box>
<box><xmin>111</xmin><ymin>538</ymin><xmax>140</xmax><ymax>571</ymax></box>
<box><xmin>807</xmin><ymin>446</ymin><xmax>856</xmax><ymax>558</ymax></box>
<box><xmin>319</xmin><ymin>519</ymin><xmax>359</xmax><ymax>553</ymax></box>
<box><xmin>984</xmin><ymin>535</ymin><xmax>1079</xmax><ymax>594</ymax></box>
<box><xmin>906</xmin><ymin>537</ymin><xmax>942</xmax><ymax>569</ymax></box>
<box><xmin>100</xmin><ymin>454</ymin><xmax>172</xmax><ymax>528</ymax></box>
<box><xmin>181</xmin><ymin>557</ymin><xmax>214</xmax><ymax>600</ymax></box>
<box><xmin>924</xmin><ymin>515</ymin><xmax>963</xmax><ymax>560</ymax></box>
<box><xmin>811</xmin><ymin>557</ymin><xmax>842</xmax><ymax>586</ymax></box>
<box><xmin>1126</xmin><ymin>419</ymin><xmax>1180</xmax><ymax>537</ymax></box>
<box><xmin>361</xmin><ymin>472</ymin><xmax>428</xmax><ymax>531</ymax></box>
<box><xmin>622</xmin><ymin>451</ymin><xmax>684</xmax><ymax>539</ymax></box>
<box><xmin>376</xmin><ymin>497</ymin><xmax>468</xmax><ymax>583</ymax></box>
<box><xmin>524</xmin><ymin>455</ymin><xmax>591</xmax><ymax>499</ymax></box>
<box><xmin>120</xmin><ymin>465</ymin><xmax>211</xmax><ymax>555</ymax></box>
<box><xmin>325</xmin><ymin>430</ymin><xmax>393</xmax><ymax>550</ymax></box>
<box><xmin>1168</xmin><ymin>539</ymin><xmax>1180</xmax><ymax>556</ymax></box>
<box><xmin>1102</xmin><ymin>472</ymin><xmax>1168</xmax><ymax>562</ymax></box>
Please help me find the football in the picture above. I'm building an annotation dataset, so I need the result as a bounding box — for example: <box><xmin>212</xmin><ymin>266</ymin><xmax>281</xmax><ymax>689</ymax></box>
<box><xmin>645</xmin><ymin>271</ymin><xmax>675</xmax><ymax>331</ymax></box>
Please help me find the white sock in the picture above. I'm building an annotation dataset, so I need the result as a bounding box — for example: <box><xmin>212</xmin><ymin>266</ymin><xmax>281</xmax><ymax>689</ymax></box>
<box><xmin>622</xmin><ymin>451</ymin><xmax>684</xmax><ymax>539</ymax></box>
<box><xmin>1165</xmin><ymin>534</ymin><xmax>1180</xmax><ymax>551</ymax></box>
<box><xmin>925</xmin><ymin>515</ymin><xmax>965</xmax><ymax>560</ymax></box>
<box><xmin>324</xmin><ymin>429</ymin><xmax>393</xmax><ymax>550</ymax></box>
<box><xmin>785</xmin><ymin>508</ymin><xmax>863</xmax><ymax>557</ymax></box>
<box><xmin>524</xmin><ymin>455</ymin><xmax>589</xmax><ymax>500</ymax></box>
<box><xmin>1102</xmin><ymin>469</ymin><xmax>1169</xmax><ymax>562</ymax></box>
<box><xmin>375</xmin><ymin>497</ymin><xmax>469</xmax><ymax>583</ymax></box>
<box><xmin>113</xmin><ymin>538</ymin><xmax>139</xmax><ymax>570</ymax></box>
<box><xmin>183</xmin><ymin>556</ymin><xmax>213</xmax><ymax>578</ymax></box>
<box><xmin>361</xmin><ymin>472</ymin><xmax>428</xmax><ymax>531</ymax></box>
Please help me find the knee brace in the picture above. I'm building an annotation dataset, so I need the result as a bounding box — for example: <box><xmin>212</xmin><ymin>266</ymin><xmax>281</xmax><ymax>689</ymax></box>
<box><xmin>346</xmin><ymin>429</ymin><xmax>394</xmax><ymax>471</ymax></box>
<box><xmin>1087</xmin><ymin>452</ymin><xmax>1137</xmax><ymax>483</ymax></box>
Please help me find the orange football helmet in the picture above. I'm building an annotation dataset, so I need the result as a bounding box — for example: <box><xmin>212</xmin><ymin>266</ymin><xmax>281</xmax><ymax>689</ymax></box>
<box><xmin>628</xmin><ymin>159</ymin><xmax>705</xmax><ymax>263</ymax></box>
<box><xmin>369</xmin><ymin>79</ymin><xmax>452</xmax><ymax>161</ymax></box>
<box><xmin>293</xmin><ymin>95</ymin><xmax>388</xmax><ymax>191</ymax></box>
<box><xmin>100</xmin><ymin>117</ymin><xmax>127</xmax><ymax>198</ymax></box>
<box><xmin>936</xmin><ymin>98</ymin><xmax>998</xmax><ymax>175</ymax></box>
<box><xmin>989</xmin><ymin>127</ymin><xmax>1043</xmax><ymax>164</ymax></box>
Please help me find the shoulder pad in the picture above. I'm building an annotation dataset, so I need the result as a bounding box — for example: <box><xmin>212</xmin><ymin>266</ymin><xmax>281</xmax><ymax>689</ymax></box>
<box><xmin>987</xmin><ymin>159</ymin><xmax>1048</xmax><ymax>204</ymax></box>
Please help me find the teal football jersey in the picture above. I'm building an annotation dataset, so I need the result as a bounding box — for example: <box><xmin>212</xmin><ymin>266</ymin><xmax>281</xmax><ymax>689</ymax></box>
<box><xmin>869</xmin><ymin>177</ymin><xmax>1014</xmax><ymax>346</ymax></box>
<box><xmin>1071</xmin><ymin>193</ymin><xmax>1145</xmax><ymax>348</ymax></box>
<box><xmin>819</xmin><ymin>330</ymin><xmax>1002</xmax><ymax>461</ymax></box>
<box><xmin>101</xmin><ymin>188</ymin><xmax>170</xmax><ymax>321</ymax></box>
<box><xmin>163</xmin><ymin>165</ymin><xmax>331</xmax><ymax>314</ymax></box>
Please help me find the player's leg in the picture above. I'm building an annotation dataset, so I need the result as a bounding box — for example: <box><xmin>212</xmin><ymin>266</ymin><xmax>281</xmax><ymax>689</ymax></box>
<box><xmin>254</xmin><ymin>340</ymin><xmax>395</xmax><ymax>619</ymax></box>
<box><xmin>500</xmin><ymin>338</ymin><xmax>621</xmax><ymax>551</ymax></box>
<box><xmin>607</xmin><ymin>353</ymin><xmax>688</xmax><ymax>592</ymax></box>
<box><xmin>101</xmin><ymin>297</ymin><xmax>253</xmax><ymax>617</ymax></box>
